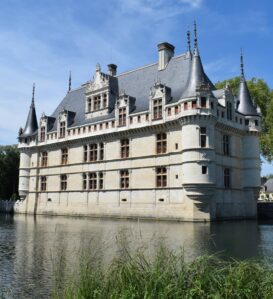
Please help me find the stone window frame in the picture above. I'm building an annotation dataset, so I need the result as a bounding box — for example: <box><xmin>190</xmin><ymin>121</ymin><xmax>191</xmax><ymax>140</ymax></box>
<box><xmin>88</xmin><ymin>172</ymin><xmax>97</xmax><ymax>190</ymax></box>
<box><xmin>40</xmin><ymin>126</ymin><xmax>46</xmax><ymax>142</ymax></box>
<box><xmin>61</xmin><ymin>148</ymin><xmax>68</xmax><ymax>165</ymax></box>
<box><xmin>223</xmin><ymin>135</ymin><xmax>230</xmax><ymax>156</ymax></box>
<box><xmin>156</xmin><ymin>167</ymin><xmax>167</xmax><ymax>188</ymax></box>
<box><xmin>200</xmin><ymin>127</ymin><xmax>207</xmax><ymax>148</ymax></box>
<box><xmin>224</xmin><ymin>168</ymin><xmax>231</xmax><ymax>189</ymax></box>
<box><xmin>41</xmin><ymin>151</ymin><xmax>48</xmax><ymax>167</ymax></box>
<box><xmin>99</xmin><ymin>143</ymin><xmax>104</xmax><ymax>160</ymax></box>
<box><xmin>120</xmin><ymin>170</ymin><xmax>129</xmax><ymax>189</ymax></box>
<box><xmin>156</xmin><ymin>133</ymin><xmax>167</xmax><ymax>154</ymax></box>
<box><xmin>89</xmin><ymin>144</ymin><xmax>98</xmax><ymax>162</ymax></box>
<box><xmin>118</xmin><ymin>107</ymin><xmax>127</xmax><ymax>126</ymax></box>
<box><xmin>40</xmin><ymin>176</ymin><xmax>47</xmax><ymax>191</ymax></box>
<box><xmin>153</xmin><ymin>98</ymin><xmax>163</xmax><ymax>120</ymax></box>
<box><xmin>60</xmin><ymin>174</ymin><xmax>67</xmax><ymax>191</ymax></box>
<box><xmin>59</xmin><ymin>121</ymin><xmax>66</xmax><ymax>138</ymax></box>
<box><xmin>120</xmin><ymin>139</ymin><xmax>130</xmax><ymax>159</ymax></box>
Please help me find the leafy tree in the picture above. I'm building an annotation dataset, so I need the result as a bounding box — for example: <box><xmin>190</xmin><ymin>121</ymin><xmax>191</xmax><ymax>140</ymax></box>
<box><xmin>0</xmin><ymin>145</ymin><xmax>20</xmax><ymax>200</ymax></box>
<box><xmin>215</xmin><ymin>77</ymin><xmax>273</xmax><ymax>162</ymax></box>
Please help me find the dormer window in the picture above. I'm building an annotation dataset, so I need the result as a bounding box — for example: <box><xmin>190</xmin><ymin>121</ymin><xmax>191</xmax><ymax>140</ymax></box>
<box><xmin>103</xmin><ymin>93</ymin><xmax>107</xmax><ymax>108</ymax></box>
<box><xmin>94</xmin><ymin>95</ymin><xmax>101</xmax><ymax>110</ymax></box>
<box><xmin>118</xmin><ymin>107</ymin><xmax>126</xmax><ymax>126</ymax></box>
<box><xmin>153</xmin><ymin>99</ymin><xmax>162</xmax><ymax>119</ymax></box>
<box><xmin>87</xmin><ymin>98</ymin><xmax>92</xmax><ymax>112</ymax></box>
<box><xmin>40</xmin><ymin>126</ymin><xmax>46</xmax><ymax>142</ymax></box>
<box><xmin>59</xmin><ymin>121</ymin><xmax>66</xmax><ymax>138</ymax></box>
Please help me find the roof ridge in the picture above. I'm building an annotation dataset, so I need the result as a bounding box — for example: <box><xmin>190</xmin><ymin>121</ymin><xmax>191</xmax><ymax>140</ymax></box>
<box><xmin>117</xmin><ymin>53</ymin><xmax>187</xmax><ymax>77</ymax></box>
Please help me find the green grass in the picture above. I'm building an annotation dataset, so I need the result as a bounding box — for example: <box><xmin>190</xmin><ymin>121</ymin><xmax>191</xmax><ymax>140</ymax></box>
<box><xmin>52</xmin><ymin>240</ymin><xmax>273</xmax><ymax>299</ymax></box>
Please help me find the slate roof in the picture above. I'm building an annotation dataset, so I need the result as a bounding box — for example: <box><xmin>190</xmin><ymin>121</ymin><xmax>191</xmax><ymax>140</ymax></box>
<box><xmin>265</xmin><ymin>179</ymin><xmax>273</xmax><ymax>193</ymax></box>
<box><xmin>20</xmin><ymin>101</ymin><xmax>38</xmax><ymax>137</ymax></box>
<box><xmin>49</xmin><ymin>53</ymin><xmax>195</xmax><ymax>131</ymax></box>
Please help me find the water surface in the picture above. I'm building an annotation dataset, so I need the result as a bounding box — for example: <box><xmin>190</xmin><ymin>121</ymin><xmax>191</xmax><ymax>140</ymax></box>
<box><xmin>0</xmin><ymin>214</ymin><xmax>273</xmax><ymax>298</ymax></box>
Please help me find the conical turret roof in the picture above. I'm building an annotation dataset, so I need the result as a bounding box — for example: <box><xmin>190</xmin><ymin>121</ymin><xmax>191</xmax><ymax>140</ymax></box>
<box><xmin>20</xmin><ymin>84</ymin><xmax>38</xmax><ymax>137</ymax></box>
<box><xmin>181</xmin><ymin>22</ymin><xmax>215</xmax><ymax>99</ymax></box>
<box><xmin>237</xmin><ymin>51</ymin><xmax>258</xmax><ymax>116</ymax></box>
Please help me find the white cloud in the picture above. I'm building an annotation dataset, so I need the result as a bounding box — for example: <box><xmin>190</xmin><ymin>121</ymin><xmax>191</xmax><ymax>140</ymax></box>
<box><xmin>116</xmin><ymin>0</ymin><xmax>203</xmax><ymax>20</ymax></box>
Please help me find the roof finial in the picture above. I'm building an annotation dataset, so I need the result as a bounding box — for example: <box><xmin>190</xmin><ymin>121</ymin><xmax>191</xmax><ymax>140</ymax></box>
<box><xmin>240</xmin><ymin>48</ymin><xmax>244</xmax><ymax>77</ymax></box>
<box><xmin>68</xmin><ymin>71</ymin><xmax>72</xmax><ymax>92</ymax></box>
<box><xmin>187</xmin><ymin>30</ymin><xmax>191</xmax><ymax>52</ymax></box>
<box><xmin>31</xmin><ymin>83</ymin><xmax>35</xmax><ymax>107</ymax></box>
<box><xmin>194</xmin><ymin>19</ymin><xmax>198</xmax><ymax>49</ymax></box>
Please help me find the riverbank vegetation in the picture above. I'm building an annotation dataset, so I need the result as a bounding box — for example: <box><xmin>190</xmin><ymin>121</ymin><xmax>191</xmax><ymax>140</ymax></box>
<box><xmin>52</xmin><ymin>242</ymin><xmax>273</xmax><ymax>299</ymax></box>
<box><xmin>0</xmin><ymin>145</ymin><xmax>19</xmax><ymax>200</ymax></box>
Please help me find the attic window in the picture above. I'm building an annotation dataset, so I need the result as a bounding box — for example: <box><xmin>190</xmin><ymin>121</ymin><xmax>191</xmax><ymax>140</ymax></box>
<box><xmin>40</xmin><ymin>126</ymin><xmax>46</xmax><ymax>142</ymax></box>
<box><xmin>103</xmin><ymin>93</ymin><xmax>107</xmax><ymax>108</ymax></box>
<box><xmin>118</xmin><ymin>108</ymin><xmax>126</xmax><ymax>126</ymax></box>
<box><xmin>59</xmin><ymin>121</ymin><xmax>66</xmax><ymax>138</ymax></box>
<box><xmin>153</xmin><ymin>98</ymin><xmax>162</xmax><ymax>120</ymax></box>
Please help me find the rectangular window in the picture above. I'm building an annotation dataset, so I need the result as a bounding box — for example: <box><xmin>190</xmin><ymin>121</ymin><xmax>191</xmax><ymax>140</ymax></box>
<box><xmin>84</xmin><ymin>145</ymin><xmax>88</xmax><ymax>162</ymax></box>
<box><xmin>184</xmin><ymin>102</ymin><xmax>188</xmax><ymax>110</ymax></box>
<box><xmin>156</xmin><ymin>133</ymin><xmax>167</xmax><ymax>154</ymax></box>
<box><xmin>103</xmin><ymin>93</ymin><xmax>107</xmax><ymax>108</ymax></box>
<box><xmin>221</xmin><ymin>111</ymin><xmax>225</xmax><ymax>118</ymax></box>
<box><xmin>224</xmin><ymin>168</ymin><xmax>231</xmax><ymax>189</ymax></box>
<box><xmin>192</xmin><ymin>100</ymin><xmax>197</xmax><ymax>109</ymax></box>
<box><xmin>41</xmin><ymin>151</ymin><xmax>48</xmax><ymax>167</ymax></box>
<box><xmin>99</xmin><ymin>143</ymin><xmax>104</xmax><ymax>160</ymax></box>
<box><xmin>93</xmin><ymin>95</ymin><xmax>101</xmax><ymax>111</ymax></box>
<box><xmin>146</xmin><ymin>114</ymin><xmax>149</xmax><ymax>121</ymax></box>
<box><xmin>89</xmin><ymin>144</ymin><xmax>98</xmax><ymax>162</ymax></box>
<box><xmin>153</xmin><ymin>98</ymin><xmax>162</xmax><ymax>119</ymax></box>
<box><xmin>210</xmin><ymin>102</ymin><xmax>214</xmax><ymax>110</ymax></box>
<box><xmin>227</xmin><ymin>102</ymin><xmax>232</xmax><ymax>120</ymax></box>
<box><xmin>223</xmin><ymin>135</ymin><xmax>230</xmax><ymax>156</ymax></box>
<box><xmin>59</xmin><ymin>121</ymin><xmax>66</xmax><ymax>138</ymax></box>
<box><xmin>167</xmin><ymin>107</ymin><xmax>172</xmax><ymax>116</ymax></box>
<box><xmin>99</xmin><ymin>172</ymin><xmax>104</xmax><ymax>189</ymax></box>
<box><xmin>60</xmin><ymin>174</ymin><xmax>67</xmax><ymax>191</ymax></box>
<box><xmin>121</xmin><ymin>139</ymin><xmax>130</xmax><ymax>158</ymax></box>
<box><xmin>245</xmin><ymin>119</ymin><xmax>249</xmax><ymax>126</ymax></box>
<box><xmin>88</xmin><ymin>173</ymin><xmax>97</xmax><ymax>190</ymax></box>
<box><xmin>87</xmin><ymin>98</ymin><xmax>92</xmax><ymax>112</ymax></box>
<box><xmin>83</xmin><ymin>174</ymin><xmax>87</xmax><ymax>190</ymax></box>
<box><xmin>202</xmin><ymin>166</ymin><xmax>207</xmax><ymax>174</ymax></box>
<box><xmin>138</xmin><ymin>115</ymin><xmax>141</xmax><ymax>123</ymax></box>
<box><xmin>120</xmin><ymin>170</ymin><xmax>129</xmax><ymax>189</ymax></box>
<box><xmin>118</xmin><ymin>107</ymin><xmax>126</xmax><ymax>126</ymax></box>
<box><xmin>200</xmin><ymin>127</ymin><xmax>207</xmax><ymax>148</ymax></box>
<box><xmin>201</xmin><ymin>97</ymin><xmax>207</xmax><ymax>108</ymax></box>
<box><xmin>255</xmin><ymin>120</ymin><xmax>259</xmax><ymax>126</ymax></box>
<box><xmin>61</xmin><ymin>148</ymin><xmax>68</xmax><ymax>165</ymax></box>
<box><xmin>40</xmin><ymin>126</ymin><xmax>46</xmax><ymax>142</ymax></box>
<box><xmin>40</xmin><ymin>176</ymin><xmax>47</xmax><ymax>191</ymax></box>
<box><xmin>156</xmin><ymin>167</ymin><xmax>167</xmax><ymax>188</ymax></box>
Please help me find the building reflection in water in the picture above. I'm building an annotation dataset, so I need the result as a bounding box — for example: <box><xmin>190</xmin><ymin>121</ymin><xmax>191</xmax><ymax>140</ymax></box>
<box><xmin>0</xmin><ymin>214</ymin><xmax>268</xmax><ymax>298</ymax></box>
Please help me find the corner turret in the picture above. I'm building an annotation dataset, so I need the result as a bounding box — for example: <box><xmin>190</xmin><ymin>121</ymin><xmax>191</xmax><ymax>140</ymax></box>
<box><xmin>237</xmin><ymin>50</ymin><xmax>259</xmax><ymax>116</ymax></box>
<box><xmin>19</xmin><ymin>84</ymin><xmax>38</xmax><ymax>138</ymax></box>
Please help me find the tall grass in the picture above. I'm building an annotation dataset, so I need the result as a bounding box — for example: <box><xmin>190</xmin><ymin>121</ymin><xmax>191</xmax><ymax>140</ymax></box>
<box><xmin>52</xmin><ymin>238</ymin><xmax>273</xmax><ymax>299</ymax></box>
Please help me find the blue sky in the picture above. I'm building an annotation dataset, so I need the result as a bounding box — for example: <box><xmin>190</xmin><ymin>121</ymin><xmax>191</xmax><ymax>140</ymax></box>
<box><xmin>0</xmin><ymin>0</ymin><xmax>272</xmax><ymax>175</ymax></box>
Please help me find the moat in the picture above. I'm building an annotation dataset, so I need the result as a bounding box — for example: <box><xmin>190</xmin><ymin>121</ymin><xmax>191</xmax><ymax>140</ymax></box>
<box><xmin>1</xmin><ymin>214</ymin><xmax>273</xmax><ymax>298</ymax></box>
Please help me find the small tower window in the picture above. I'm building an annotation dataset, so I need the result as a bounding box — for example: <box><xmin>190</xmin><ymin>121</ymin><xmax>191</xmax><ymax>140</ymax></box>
<box><xmin>192</xmin><ymin>100</ymin><xmax>197</xmax><ymax>109</ymax></box>
<box><xmin>255</xmin><ymin>120</ymin><xmax>259</xmax><ymax>126</ymax></box>
<box><xmin>175</xmin><ymin>106</ymin><xmax>180</xmax><ymax>114</ymax></box>
<box><xmin>245</xmin><ymin>119</ymin><xmax>249</xmax><ymax>126</ymax></box>
<box><xmin>167</xmin><ymin>107</ymin><xmax>172</xmax><ymax>116</ymax></box>
<box><xmin>202</xmin><ymin>166</ymin><xmax>207</xmax><ymax>174</ymax></box>
<box><xmin>201</xmin><ymin>97</ymin><xmax>206</xmax><ymax>108</ymax></box>
<box><xmin>184</xmin><ymin>102</ymin><xmax>188</xmax><ymax>110</ymax></box>
<box><xmin>200</xmin><ymin>127</ymin><xmax>207</xmax><ymax>148</ymax></box>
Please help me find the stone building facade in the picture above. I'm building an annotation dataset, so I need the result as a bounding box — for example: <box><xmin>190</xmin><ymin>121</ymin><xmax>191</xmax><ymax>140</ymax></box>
<box><xmin>17</xmin><ymin>25</ymin><xmax>261</xmax><ymax>221</ymax></box>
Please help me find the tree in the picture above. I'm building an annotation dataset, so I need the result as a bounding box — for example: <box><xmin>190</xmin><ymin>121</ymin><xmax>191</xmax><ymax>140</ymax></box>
<box><xmin>0</xmin><ymin>145</ymin><xmax>20</xmax><ymax>200</ymax></box>
<box><xmin>215</xmin><ymin>77</ymin><xmax>273</xmax><ymax>162</ymax></box>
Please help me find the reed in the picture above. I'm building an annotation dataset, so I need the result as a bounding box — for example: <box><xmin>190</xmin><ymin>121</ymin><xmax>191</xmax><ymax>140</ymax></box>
<box><xmin>52</xmin><ymin>239</ymin><xmax>273</xmax><ymax>299</ymax></box>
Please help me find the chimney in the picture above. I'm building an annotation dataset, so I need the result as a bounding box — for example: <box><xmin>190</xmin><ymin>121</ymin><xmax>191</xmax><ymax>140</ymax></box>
<box><xmin>108</xmin><ymin>64</ymin><xmax>117</xmax><ymax>76</ymax></box>
<box><xmin>157</xmin><ymin>42</ymin><xmax>175</xmax><ymax>71</ymax></box>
